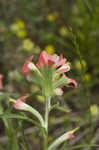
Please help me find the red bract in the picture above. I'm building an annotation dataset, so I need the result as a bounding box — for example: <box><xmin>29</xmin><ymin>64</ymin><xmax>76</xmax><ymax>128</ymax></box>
<box><xmin>36</xmin><ymin>51</ymin><xmax>55</xmax><ymax>67</ymax></box>
<box><xmin>0</xmin><ymin>74</ymin><xmax>3</xmax><ymax>90</ymax></box>
<box><xmin>67</xmin><ymin>78</ymin><xmax>78</xmax><ymax>88</ymax></box>
<box><xmin>21</xmin><ymin>56</ymin><xmax>34</xmax><ymax>75</ymax></box>
<box><xmin>66</xmin><ymin>131</ymin><xmax>75</xmax><ymax>139</ymax></box>
<box><xmin>36</xmin><ymin>51</ymin><xmax>66</xmax><ymax>68</ymax></box>
<box><xmin>56</xmin><ymin>55</ymin><xmax>66</xmax><ymax>67</ymax></box>
<box><xmin>21</xmin><ymin>50</ymin><xmax>78</xmax><ymax>92</ymax></box>
<box><xmin>13</xmin><ymin>94</ymin><xmax>29</xmax><ymax>109</ymax></box>
<box><xmin>57</xmin><ymin>64</ymin><xmax>70</xmax><ymax>73</ymax></box>
<box><xmin>22</xmin><ymin>51</ymin><xmax>68</xmax><ymax>74</ymax></box>
<box><xmin>62</xmin><ymin>73</ymin><xmax>78</xmax><ymax>88</ymax></box>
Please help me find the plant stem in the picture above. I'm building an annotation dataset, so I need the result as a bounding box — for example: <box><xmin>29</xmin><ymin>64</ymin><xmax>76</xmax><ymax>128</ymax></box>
<box><xmin>43</xmin><ymin>96</ymin><xmax>51</xmax><ymax>150</ymax></box>
<box><xmin>43</xmin><ymin>134</ymin><xmax>48</xmax><ymax>150</ymax></box>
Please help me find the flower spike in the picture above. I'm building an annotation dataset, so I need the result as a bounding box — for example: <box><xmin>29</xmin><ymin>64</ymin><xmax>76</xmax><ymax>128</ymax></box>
<box><xmin>21</xmin><ymin>50</ymin><xmax>77</xmax><ymax>96</ymax></box>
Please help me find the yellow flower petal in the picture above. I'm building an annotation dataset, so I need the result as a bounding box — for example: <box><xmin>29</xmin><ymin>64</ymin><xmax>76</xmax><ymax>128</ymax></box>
<box><xmin>16</xmin><ymin>20</ymin><xmax>25</xmax><ymax>29</ymax></box>
<box><xmin>75</xmin><ymin>60</ymin><xmax>87</xmax><ymax>70</ymax></box>
<box><xmin>47</xmin><ymin>13</ymin><xmax>56</xmax><ymax>22</ymax></box>
<box><xmin>83</xmin><ymin>73</ymin><xmax>91</xmax><ymax>82</ymax></box>
<box><xmin>36</xmin><ymin>95</ymin><xmax>44</xmax><ymax>103</ymax></box>
<box><xmin>59</xmin><ymin>26</ymin><xmax>68</xmax><ymax>37</ymax></box>
<box><xmin>22</xmin><ymin>38</ymin><xmax>34</xmax><ymax>51</ymax></box>
<box><xmin>45</xmin><ymin>45</ymin><xmax>55</xmax><ymax>54</ymax></box>
<box><xmin>10</xmin><ymin>23</ymin><xmax>19</xmax><ymax>32</ymax></box>
<box><xmin>16</xmin><ymin>30</ymin><xmax>27</xmax><ymax>38</ymax></box>
<box><xmin>90</xmin><ymin>104</ymin><xmax>99</xmax><ymax>116</ymax></box>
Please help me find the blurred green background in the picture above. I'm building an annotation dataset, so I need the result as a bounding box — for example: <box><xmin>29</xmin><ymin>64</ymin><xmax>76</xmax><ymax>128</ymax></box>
<box><xmin>0</xmin><ymin>0</ymin><xmax>99</xmax><ymax>149</ymax></box>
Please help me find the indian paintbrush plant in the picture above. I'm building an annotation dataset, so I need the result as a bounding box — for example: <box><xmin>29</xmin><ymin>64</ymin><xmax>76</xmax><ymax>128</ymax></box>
<box><xmin>9</xmin><ymin>50</ymin><xmax>78</xmax><ymax>150</ymax></box>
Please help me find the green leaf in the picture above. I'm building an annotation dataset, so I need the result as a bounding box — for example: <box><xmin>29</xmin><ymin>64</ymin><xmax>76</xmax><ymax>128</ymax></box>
<box><xmin>19</xmin><ymin>121</ymin><xmax>30</xmax><ymax>150</ymax></box>
<box><xmin>21</xmin><ymin>144</ymin><xmax>28</xmax><ymax>150</ymax></box>
<box><xmin>0</xmin><ymin>113</ymin><xmax>38</xmax><ymax>126</ymax></box>
<box><xmin>67</xmin><ymin>144</ymin><xmax>99</xmax><ymax>150</ymax></box>
<box><xmin>0</xmin><ymin>113</ymin><xmax>46</xmax><ymax>137</ymax></box>
<box><xmin>50</xmin><ymin>104</ymin><xmax>71</xmax><ymax>113</ymax></box>
<box><xmin>3</xmin><ymin>118</ymin><xmax>19</xmax><ymax>150</ymax></box>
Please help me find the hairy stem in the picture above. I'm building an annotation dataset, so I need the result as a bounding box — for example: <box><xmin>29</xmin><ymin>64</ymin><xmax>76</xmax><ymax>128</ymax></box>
<box><xmin>43</xmin><ymin>96</ymin><xmax>51</xmax><ymax>150</ymax></box>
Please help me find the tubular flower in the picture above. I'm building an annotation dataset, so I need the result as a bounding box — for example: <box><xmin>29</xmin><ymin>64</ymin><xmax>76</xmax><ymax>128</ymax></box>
<box><xmin>56</xmin><ymin>55</ymin><xmax>66</xmax><ymax>67</ymax></box>
<box><xmin>66</xmin><ymin>131</ymin><xmax>75</xmax><ymax>139</ymax></box>
<box><xmin>13</xmin><ymin>94</ymin><xmax>29</xmax><ymax>109</ymax></box>
<box><xmin>9</xmin><ymin>94</ymin><xmax>45</xmax><ymax>127</ymax></box>
<box><xmin>62</xmin><ymin>74</ymin><xmax>78</xmax><ymax>89</ymax></box>
<box><xmin>48</xmin><ymin>130</ymin><xmax>75</xmax><ymax>150</ymax></box>
<box><xmin>0</xmin><ymin>74</ymin><xmax>3</xmax><ymax>90</ymax></box>
<box><xmin>21</xmin><ymin>55</ymin><xmax>34</xmax><ymax>75</ymax></box>
<box><xmin>67</xmin><ymin>78</ymin><xmax>78</xmax><ymax>88</ymax></box>
<box><xmin>48</xmin><ymin>127</ymin><xmax>79</xmax><ymax>150</ymax></box>
<box><xmin>9</xmin><ymin>94</ymin><xmax>29</xmax><ymax>110</ymax></box>
<box><xmin>57</xmin><ymin>64</ymin><xmax>70</xmax><ymax>73</ymax></box>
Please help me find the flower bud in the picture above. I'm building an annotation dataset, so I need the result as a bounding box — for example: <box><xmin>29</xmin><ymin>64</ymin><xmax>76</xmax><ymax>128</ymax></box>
<box><xmin>48</xmin><ymin>130</ymin><xmax>75</xmax><ymax>150</ymax></box>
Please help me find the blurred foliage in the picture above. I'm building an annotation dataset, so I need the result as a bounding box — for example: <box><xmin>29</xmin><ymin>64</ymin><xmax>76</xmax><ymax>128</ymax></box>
<box><xmin>0</xmin><ymin>0</ymin><xmax>99</xmax><ymax>149</ymax></box>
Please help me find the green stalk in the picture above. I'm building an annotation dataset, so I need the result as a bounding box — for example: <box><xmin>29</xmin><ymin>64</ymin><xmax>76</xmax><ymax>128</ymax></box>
<box><xmin>3</xmin><ymin>118</ymin><xmax>19</xmax><ymax>150</ymax></box>
<box><xmin>43</xmin><ymin>96</ymin><xmax>51</xmax><ymax>150</ymax></box>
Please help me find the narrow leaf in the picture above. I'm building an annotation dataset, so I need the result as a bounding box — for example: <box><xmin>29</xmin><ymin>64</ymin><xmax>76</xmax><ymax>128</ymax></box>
<box><xmin>68</xmin><ymin>144</ymin><xmax>99</xmax><ymax>150</ymax></box>
<box><xmin>50</xmin><ymin>105</ymin><xmax>71</xmax><ymax>113</ymax></box>
<box><xmin>0</xmin><ymin>113</ymin><xmax>45</xmax><ymax>136</ymax></box>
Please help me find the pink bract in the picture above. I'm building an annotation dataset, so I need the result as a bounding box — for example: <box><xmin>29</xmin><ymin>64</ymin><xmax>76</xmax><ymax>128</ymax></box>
<box><xmin>56</xmin><ymin>55</ymin><xmax>66</xmax><ymax>67</ymax></box>
<box><xmin>36</xmin><ymin>51</ymin><xmax>55</xmax><ymax>67</ymax></box>
<box><xmin>67</xmin><ymin>78</ymin><xmax>78</xmax><ymax>88</ymax></box>
<box><xmin>62</xmin><ymin>73</ymin><xmax>78</xmax><ymax>88</ymax></box>
<box><xmin>0</xmin><ymin>74</ymin><xmax>4</xmax><ymax>90</ymax></box>
<box><xmin>21</xmin><ymin>56</ymin><xmax>34</xmax><ymax>75</ymax></box>
<box><xmin>22</xmin><ymin>51</ymin><xmax>68</xmax><ymax>73</ymax></box>
<box><xmin>66</xmin><ymin>131</ymin><xmax>75</xmax><ymax>139</ymax></box>
<box><xmin>36</xmin><ymin>51</ymin><xmax>66</xmax><ymax>68</ymax></box>
<box><xmin>57</xmin><ymin>64</ymin><xmax>70</xmax><ymax>73</ymax></box>
<box><xmin>13</xmin><ymin>94</ymin><xmax>29</xmax><ymax>109</ymax></box>
<box><xmin>13</xmin><ymin>99</ymin><xmax>24</xmax><ymax>109</ymax></box>
<box><xmin>21</xmin><ymin>51</ymin><xmax>78</xmax><ymax>90</ymax></box>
